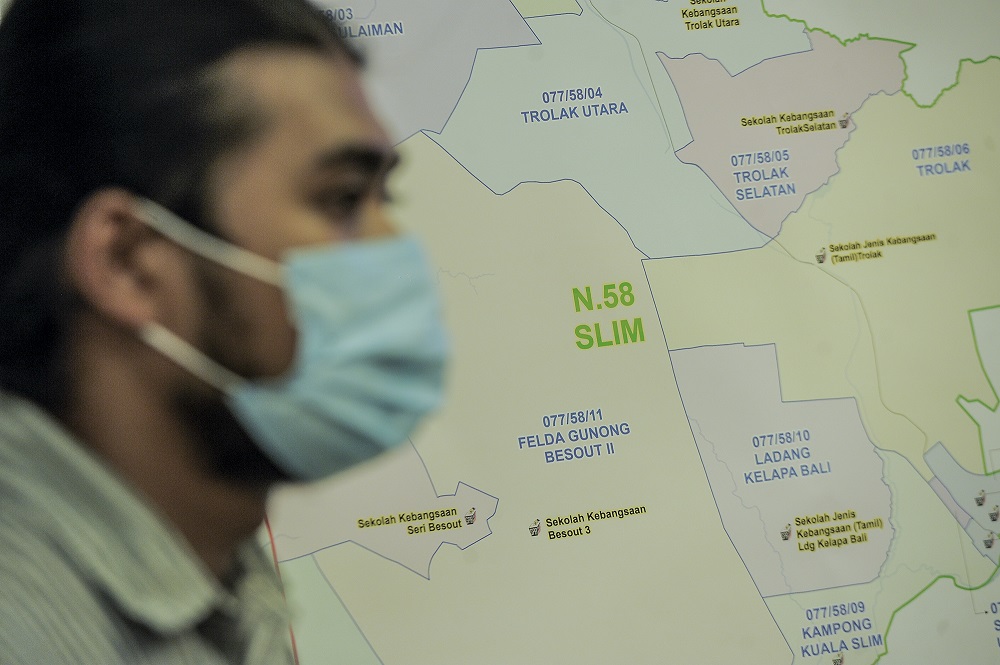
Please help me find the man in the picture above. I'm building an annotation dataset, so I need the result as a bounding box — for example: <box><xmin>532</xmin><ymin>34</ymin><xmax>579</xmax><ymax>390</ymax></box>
<box><xmin>0</xmin><ymin>1</ymin><xmax>447</xmax><ymax>663</ymax></box>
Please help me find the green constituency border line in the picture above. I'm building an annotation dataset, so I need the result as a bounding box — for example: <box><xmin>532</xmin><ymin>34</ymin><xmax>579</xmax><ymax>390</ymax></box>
<box><xmin>721</xmin><ymin>238</ymin><xmax>1000</xmax><ymax>665</ymax></box>
<box><xmin>759</xmin><ymin>0</ymin><xmax>1000</xmax><ymax>109</ymax></box>
<box><xmin>584</xmin><ymin>6</ymin><xmax>1000</xmax><ymax>663</ymax></box>
<box><xmin>585</xmin><ymin>6</ymin><xmax>1000</xmax><ymax>664</ymax></box>
<box><xmin>956</xmin><ymin>304</ymin><xmax>1000</xmax><ymax>477</ymax></box>
<box><xmin>806</xmin><ymin>301</ymin><xmax>1000</xmax><ymax>665</ymax></box>
<box><xmin>869</xmin><ymin>561</ymin><xmax>1000</xmax><ymax>664</ymax></box>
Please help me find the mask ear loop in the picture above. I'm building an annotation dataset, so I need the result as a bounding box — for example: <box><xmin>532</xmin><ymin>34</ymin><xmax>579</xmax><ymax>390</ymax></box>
<box><xmin>140</xmin><ymin>322</ymin><xmax>245</xmax><ymax>390</ymax></box>
<box><xmin>135</xmin><ymin>198</ymin><xmax>284</xmax><ymax>287</ymax></box>
<box><xmin>133</xmin><ymin>198</ymin><xmax>282</xmax><ymax>390</ymax></box>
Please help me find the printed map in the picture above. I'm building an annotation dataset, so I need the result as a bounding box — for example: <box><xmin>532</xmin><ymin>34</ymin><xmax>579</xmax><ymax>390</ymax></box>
<box><xmin>267</xmin><ymin>1</ymin><xmax>1000</xmax><ymax>662</ymax></box>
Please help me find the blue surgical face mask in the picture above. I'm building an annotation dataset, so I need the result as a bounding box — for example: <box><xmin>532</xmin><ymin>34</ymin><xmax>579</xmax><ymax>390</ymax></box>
<box><xmin>134</xmin><ymin>198</ymin><xmax>448</xmax><ymax>481</ymax></box>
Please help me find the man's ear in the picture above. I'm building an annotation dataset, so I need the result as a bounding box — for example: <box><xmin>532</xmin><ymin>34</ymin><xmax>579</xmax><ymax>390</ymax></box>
<box><xmin>63</xmin><ymin>188</ymin><xmax>172</xmax><ymax>330</ymax></box>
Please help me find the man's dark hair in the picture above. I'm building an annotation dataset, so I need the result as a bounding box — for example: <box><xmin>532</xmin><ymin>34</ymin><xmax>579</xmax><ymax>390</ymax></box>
<box><xmin>0</xmin><ymin>0</ymin><xmax>351</xmax><ymax>412</ymax></box>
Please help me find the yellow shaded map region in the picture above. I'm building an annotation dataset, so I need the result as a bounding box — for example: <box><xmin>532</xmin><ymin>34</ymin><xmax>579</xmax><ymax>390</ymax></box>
<box><xmin>778</xmin><ymin>59</ymin><xmax>1000</xmax><ymax>475</ymax></box>
<box><xmin>649</xmin><ymin>59</ymin><xmax>1000</xmax><ymax>477</ymax></box>
<box><xmin>301</xmin><ymin>131</ymin><xmax>789</xmax><ymax>664</ymax></box>
<box><xmin>645</xmin><ymin>241</ymin><xmax>923</xmax><ymax>474</ymax></box>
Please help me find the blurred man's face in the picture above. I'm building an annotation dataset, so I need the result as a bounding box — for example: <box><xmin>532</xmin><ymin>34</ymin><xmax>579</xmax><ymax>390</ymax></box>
<box><xmin>197</xmin><ymin>47</ymin><xmax>398</xmax><ymax>381</ymax></box>
<box><xmin>168</xmin><ymin>47</ymin><xmax>399</xmax><ymax>482</ymax></box>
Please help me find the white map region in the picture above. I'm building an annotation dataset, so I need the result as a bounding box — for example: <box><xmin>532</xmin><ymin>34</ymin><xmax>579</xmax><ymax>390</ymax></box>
<box><xmin>925</xmin><ymin>443</ymin><xmax>1000</xmax><ymax>565</ymax></box>
<box><xmin>669</xmin><ymin>343</ymin><xmax>893</xmax><ymax>597</ymax></box>
<box><xmin>763</xmin><ymin>0</ymin><xmax>1000</xmax><ymax>105</ymax></box>
<box><xmin>314</xmin><ymin>0</ymin><xmax>540</xmax><ymax>142</ymax></box>
<box><xmin>432</xmin><ymin>6</ymin><xmax>770</xmax><ymax>258</ymax></box>
<box><xmin>268</xmin><ymin>442</ymin><xmax>498</xmax><ymax>578</ymax></box>
<box><xmin>958</xmin><ymin>305</ymin><xmax>1000</xmax><ymax>474</ymax></box>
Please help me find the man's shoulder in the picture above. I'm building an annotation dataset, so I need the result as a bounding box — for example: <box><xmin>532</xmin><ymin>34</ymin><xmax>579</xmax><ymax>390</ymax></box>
<box><xmin>0</xmin><ymin>397</ymin><xmax>118</xmax><ymax>629</ymax></box>
<box><xmin>0</xmin><ymin>511</ymin><xmax>122</xmax><ymax>664</ymax></box>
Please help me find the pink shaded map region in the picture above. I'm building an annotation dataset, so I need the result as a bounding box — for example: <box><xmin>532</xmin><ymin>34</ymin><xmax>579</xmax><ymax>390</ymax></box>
<box><xmin>659</xmin><ymin>32</ymin><xmax>904</xmax><ymax>237</ymax></box>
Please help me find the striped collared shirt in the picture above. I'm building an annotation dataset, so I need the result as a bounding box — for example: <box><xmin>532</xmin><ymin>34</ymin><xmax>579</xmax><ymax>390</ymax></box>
<box><xmin>0</xmin><ymin>394</ymin><xmax>294</xmax><ymax>664</ymax></box>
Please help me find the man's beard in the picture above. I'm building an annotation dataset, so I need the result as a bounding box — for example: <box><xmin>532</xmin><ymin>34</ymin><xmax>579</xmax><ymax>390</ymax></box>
<box><xmin>171</xmin><ymin>256</ymin><xmax>292</xmax><ymax>488</ymax></box>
